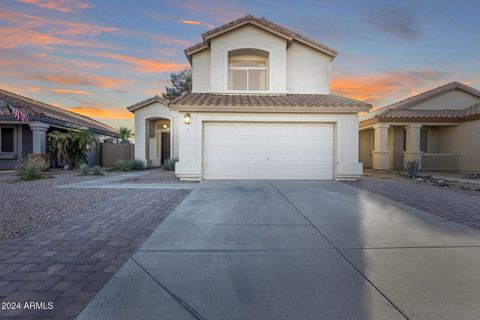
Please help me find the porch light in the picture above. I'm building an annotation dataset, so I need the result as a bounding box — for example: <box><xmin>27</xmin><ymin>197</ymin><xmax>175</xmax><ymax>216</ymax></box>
<box><xmin>184</xmin><ymin>113</ymin><xmax>191</xmax><ymax>125</ymax></box>
<box><xmin>162</xmin><ymin>124</ymin><xmax>168</xmax><ymax>129</ymax></box>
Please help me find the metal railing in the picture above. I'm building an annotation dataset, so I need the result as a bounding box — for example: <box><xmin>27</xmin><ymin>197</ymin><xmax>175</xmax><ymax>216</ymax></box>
<box><xmin>421</xmin><ymin>153</ymin><xmax>459</xmax><ymax>170</ymax></box>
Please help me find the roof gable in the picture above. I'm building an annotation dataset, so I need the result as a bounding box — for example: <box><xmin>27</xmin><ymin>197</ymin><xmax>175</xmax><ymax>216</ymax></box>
<box><xmin>184</xmin><ymin>15</ymin><xmax>337</xmax><ymax>62</ymax></box>
<box><xmin>384</xmin><ymin>82</ymin><xmax>480</xmax><ymax>111</ymax></box>
<box><xmin>127</xmin><ymin>95</ymin><xmax>169</xmax><ymax>112</ymax></box>
<box><xmin>359</xmin><ymin>82</ymin><xmax>480</xmax><ymax>123</ymax></box>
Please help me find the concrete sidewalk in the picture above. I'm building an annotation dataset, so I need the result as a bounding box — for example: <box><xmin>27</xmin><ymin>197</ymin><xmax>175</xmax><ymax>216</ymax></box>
<box><xmin>78</xmin><ymin>181</ymin><xmax>480</xmax><ymax>320</ymax></box>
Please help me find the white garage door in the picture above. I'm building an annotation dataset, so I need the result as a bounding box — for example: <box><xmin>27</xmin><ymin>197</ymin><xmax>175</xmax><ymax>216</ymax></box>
<box><xmin>203</xmin><ymin>122</ymin><xmax>334</xmax><ymax>180</ymax></box>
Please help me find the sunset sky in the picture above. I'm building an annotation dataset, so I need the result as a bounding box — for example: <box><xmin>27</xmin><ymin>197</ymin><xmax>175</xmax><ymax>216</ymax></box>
<box><xmin>1</xmin><ymin>0</ymin><xmax>479</xmax><ymax>130</ymax></box>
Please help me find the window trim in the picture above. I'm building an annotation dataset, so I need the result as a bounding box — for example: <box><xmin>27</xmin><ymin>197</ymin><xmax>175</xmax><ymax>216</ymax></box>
<box><xmin>0</xmin><ymin>125</ymin><xmax>17</xmax><ymax>154</ymax></box>
<box><xmin>224</xmin><ymin>47</ymin><xmax>272</xmax><ymax>93</ymax></box>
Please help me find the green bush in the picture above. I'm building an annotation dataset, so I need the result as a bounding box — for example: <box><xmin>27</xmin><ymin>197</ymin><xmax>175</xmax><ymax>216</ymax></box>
<box><xmin>404</xmin><ymin>160</ymin><xmax>421</xmax><ymax>178</ymax></box>
<box><xmin>16</xmin><ymin>161</ymin><xmax>43</xmax><ymax>181</ymax></box>
<box><xmin>113</xmin><ymin>160</ymin><xmax>129</xmax><ymax>171</ymax></box>
<box><xmin>162</xmin><ymin>158</ymin><xmax>177</xmax><ymax>171</ymax></box>
<box><xmin>78</xmin><ymin>163</ymin><xmax>90</xmax><ymax>176</ymax></box>
<box><xmin>90</xmin><ymin>165</ymin><xmax>103</xmax><ymax>175</ymax></box>
<box><xmin>127</xmin><ymin>159</ymin><xmax>146</xmax><ymax>171</ymax></box>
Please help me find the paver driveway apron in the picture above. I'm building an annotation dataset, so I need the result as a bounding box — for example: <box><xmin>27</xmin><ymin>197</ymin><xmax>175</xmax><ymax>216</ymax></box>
<box><xmin>78</xmin><ymin>181</ymin><xmax>480</xmax><ymax>320</ymax></box>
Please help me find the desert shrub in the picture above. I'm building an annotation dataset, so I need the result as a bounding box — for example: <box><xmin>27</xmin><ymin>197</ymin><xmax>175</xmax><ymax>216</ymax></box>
<box><xmin>78</xmin><ymin>163</ymin><xmax>90</xmax><ymax>176</ymax></box>
<box><xmin>113</xmin><ymin>160</ymin><xmax>129</xmax><ymax>171</ymax></box>
<box><xmin>162</xmin><ymin>158</ymin><xmax>177</xmax><ymax>171</ymax></box>
<box><xmin>404</xmin><ymin>160</ymin><xmax>421</xmax><ymax>178</ymax></box>
<box><xmin>90</xmin><ymin>165</ymin><xmax>103</xmax><ymax>175</ymax></box>
<box><xmin>127</xmin><ymin>159</ymin><xmax>146</xmax><ymax>171</ymax></box>
<box><xmin>16</xmin><ymin>160</ymin><xmax>43</xmax><ymax>181</ymax></box>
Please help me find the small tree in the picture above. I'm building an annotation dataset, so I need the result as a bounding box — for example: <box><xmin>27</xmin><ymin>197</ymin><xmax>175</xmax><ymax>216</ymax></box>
<box><xmin>119</xmin><ymin>127</ymin><xmax>133</xmax><ymax>143</ymax></box>
<box><xmin>48</xmin><ymin>128</ymin><xmax>94</xmax><ymax>169</ymax></box>
<box><xmin>162</xmin><ymin>67</ymin><xmax>192</xmax><ymax>101</ymax></box>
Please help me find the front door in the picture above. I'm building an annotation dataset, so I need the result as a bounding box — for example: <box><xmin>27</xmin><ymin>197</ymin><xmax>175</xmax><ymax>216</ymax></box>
<box><xmin>161</xmin><ymin>132</ymin><xmax>171</xmax><ymax>162</ymax></box>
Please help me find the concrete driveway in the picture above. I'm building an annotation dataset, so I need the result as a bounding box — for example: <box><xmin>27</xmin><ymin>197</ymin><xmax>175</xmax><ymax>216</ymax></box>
<box><xmin>77</xmin><ymin>181</ymin><xmax>480</xmax><ymax>320</ymax></box>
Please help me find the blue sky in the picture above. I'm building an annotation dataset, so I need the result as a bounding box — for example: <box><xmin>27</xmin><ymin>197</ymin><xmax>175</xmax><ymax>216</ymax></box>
<box><xmin>0</xmin><ymin>0</ymin><xmax>479</xmax><ymax>129</ymax></box>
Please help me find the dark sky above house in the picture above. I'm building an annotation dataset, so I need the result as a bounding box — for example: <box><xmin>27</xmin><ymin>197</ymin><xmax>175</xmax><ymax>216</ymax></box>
<box><xmin>0</xmin><ymin>0</ymin><xmax>479</xmax><ymax>129</ymax></box>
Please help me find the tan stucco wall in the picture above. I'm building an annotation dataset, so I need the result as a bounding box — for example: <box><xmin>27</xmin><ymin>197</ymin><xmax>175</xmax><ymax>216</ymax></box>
<box><xmin>286</xmin><ymin>41</ymin><xmax>331</xmax><ymax>94</ymax></box>
<box><xmin>435</xmin><ymin>120</ymin><xmax>480</xmax><ymax>171</ymax></box>
<box><xmin>410</xmin><ymin>90</ymin><xmax>480</xmax><ymax>110</ymax></box>
<box><xmin>191</xmin><ymin>49</ymin><xmax>210</xmax><ymax>93</ymax></box>
<box><xmin>209</xmin><ymin>25</ymin><xmax>287</xmax><ymax>93</ymax></box>
<box><xmin>176</xmin><ymin>111</ymin><xmax>363</xmax><ymax>180</ymax></box>
<box><xmin>189</xmin><ymin>25</ymin><xmax>332</xmax><ymax>94</ymax></box>
<box><xmin>133</xmin><ymin>102</ymin><xmax>180</xmax><ymax>163</ymax></box>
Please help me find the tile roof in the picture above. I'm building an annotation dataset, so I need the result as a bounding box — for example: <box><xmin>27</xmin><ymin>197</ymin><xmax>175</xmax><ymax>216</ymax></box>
<box><xmin>0</xmin><ymin>89</ymin><xmax>118</xmax><ymax>136</ymax></box>
<box><xmin>170</xmin><ymin>93</ymin><xmax>371</xmax><ymax>112</ymax></box>
<box><xmin>184</xmin><ymin>14</ymin><xmax>337</xmax><ymax>61</ymax></box>
<box><xmin>127</xmin><ymin>95</ymin><xmax>169</xmax><ymax>112</ymax></box>
<box><xmin>360</xmin><ymin>82</ymin><xmax>480</xmax><ymax>123</ymax></box>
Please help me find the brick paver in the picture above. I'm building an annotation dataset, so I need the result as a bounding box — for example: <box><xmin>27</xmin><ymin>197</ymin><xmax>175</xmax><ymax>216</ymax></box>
<box><xmin>0</xmin><ymin>189</ymin><xmax>190</xmax><ymax>319</ymax></box>
<box><xmin>345</xmin><ymin>177</ymin><xmax>480</xmax><ymax>229</ymax></box>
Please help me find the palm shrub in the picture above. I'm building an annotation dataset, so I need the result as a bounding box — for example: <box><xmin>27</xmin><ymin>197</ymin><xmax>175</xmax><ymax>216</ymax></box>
<box><xmin>127</xmin><ymin>159</ymin><xmax>146</xmax><ymax>170</ymax></box>
<box><xmin>90</xmin><ymin>165</ymin><xmax>103</xmax><ymax>175</ymax></box>
<box><xmin>404</xmin><ymin>160</ymin><xmax>421</xmax><ymax>178</ymax></box>
<box><xmin>48</xmin><ymin>128</ymin><xmax>95</xmax><ymax>169</ymax></box>
<box><xmin>113</xmin><ymin>160</ymin><xmax>129</xmax><ymax>171</ymax></box>
<box><xmin>16</xmin><ymin>160</ymin><xmax>43</xmax><ymax>181</ymax></box>
<box><xmin>78</xmin><ymin>163</ymin><xmax>90</xmax><ymax>176</ymax></box>
<box><xmin>162</xmin><ymin>158</ymin><xmax>177</xmax><ymax>171</ymax></box>
<box><xmin>119</xmin><ymin>127</ymin><xmax>133</xmax><ymax>143</ymax></box>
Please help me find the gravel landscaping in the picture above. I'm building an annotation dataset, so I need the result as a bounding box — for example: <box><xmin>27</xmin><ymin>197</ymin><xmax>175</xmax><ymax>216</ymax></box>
<box><xmin>0</xmin><ymin>170</ymin><xmax>125</xmax><ymax>244</ymax></box>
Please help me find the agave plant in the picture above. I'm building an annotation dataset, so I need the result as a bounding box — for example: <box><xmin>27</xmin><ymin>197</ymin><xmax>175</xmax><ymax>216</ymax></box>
<box><xmin>127</xmin><ymin>159</ymin><xmax>146</xmax><ymax>171</ymax></box>
<box><xmin>78</xmin><ymin>163</ymin><xmax>90</xmax><ymax>176</ymax></box>
<box><xmin>90</xmin><ymin>165</ymin><xmax>103</xmax><ymax>175</ymax></box>
<box><xmin>404</xmin><ymin>160</ymin><xmax>421</xmax><ymax>178</ymax></box>
<box><xmin>16</xmin><ymin>160</ymin><xmax>43</xmax><ymax>181</ymax></box>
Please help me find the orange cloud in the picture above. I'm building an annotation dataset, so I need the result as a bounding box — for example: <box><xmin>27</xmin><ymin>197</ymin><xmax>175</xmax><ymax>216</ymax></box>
<box><xmin>86</xmin><ymin>52</ymin><xmax>187</xmax><ymax>73</ymax></box>
<box><xmin>0</xmin><ymin>25</ymin><xmax>112</xmax><ymax>49</ymax></box>
<box><xmin>331</xmin><ymin>69</ymin><xmax>452</xmax><ymax>107</ymax></box>
<box><xmin>16</xmin><ymin>0</ymin><xmax>92</xmax><ymax>13</ymax></box>
<box><xmin>180</xmin><ymin>19</ymin><xmax>213</xmax><ymax>28</ymax></box>
<box><xmin>49</xmin><ymin>88</ymin><xmax>92</xmax><ymax>95</ymax></box>
<box><xmin>29</xmin><ymin>73</ymin><xmax>130</xmax><ymax>89</ymax></box>
<box><xmin>66</xmin><ymin>107</ymin><xmax>133</xmax><ymax>119</ymax></box>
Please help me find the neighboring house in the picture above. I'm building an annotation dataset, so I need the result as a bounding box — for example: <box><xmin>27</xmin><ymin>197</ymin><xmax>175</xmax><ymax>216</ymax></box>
<box><xmin>128</xmin><ymin>15</ymin><xmax>371</xmax><ymax>180</ymax></box>
<box><xmin>359</xmin><ymin>82</ymin><xmax>480</xmax><ymax>172</ymax></box>
<box><xmin>0</xmin><ymin>89</ymin><xmax>118</xmax><ymax>170</ymax></box>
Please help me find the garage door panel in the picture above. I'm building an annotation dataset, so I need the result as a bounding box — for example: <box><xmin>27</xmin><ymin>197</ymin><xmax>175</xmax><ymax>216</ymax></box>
<box><xmin>204</xmin><ymin>123</ymin><xmax>334</xmax><ymax>180</ymax></box>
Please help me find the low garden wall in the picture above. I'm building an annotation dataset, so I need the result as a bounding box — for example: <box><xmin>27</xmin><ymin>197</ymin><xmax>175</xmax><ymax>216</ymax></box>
<box><xmin>100</xmin><ymin>143</ymin><xmax>134</xmax><ymax>167</ymax></box>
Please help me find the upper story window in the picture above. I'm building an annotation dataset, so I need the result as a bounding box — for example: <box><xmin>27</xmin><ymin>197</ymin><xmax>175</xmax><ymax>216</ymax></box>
<box><xmin>228</xmin><ymin>49</ymin><xmax>268</xmax><ymax>91</ymax></box>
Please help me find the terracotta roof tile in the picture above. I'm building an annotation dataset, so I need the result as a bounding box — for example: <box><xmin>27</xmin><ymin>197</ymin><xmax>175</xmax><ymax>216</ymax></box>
<box><xmin>0</xmin><ymin>89</ymin><xmax>118</xmax><ymax>136</ymax></box>
<box><xmin>171</xmin><ymin>92</ymin><xmax>370</xmax><ymax>108</ymax></box>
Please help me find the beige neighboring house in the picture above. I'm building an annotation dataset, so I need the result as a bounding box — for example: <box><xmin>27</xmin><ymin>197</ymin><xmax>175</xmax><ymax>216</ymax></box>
<box><xmin>359</xmin><ymin>82</ymin><xmax>480</xmax><ymax>172</ymax></box>
<box><xmin>128</xmin><ymin>14</ymin><xmax>371</xmax><ymax>180</ymax></box>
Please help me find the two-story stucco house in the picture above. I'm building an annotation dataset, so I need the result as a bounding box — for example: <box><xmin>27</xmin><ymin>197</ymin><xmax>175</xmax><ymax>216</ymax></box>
<box><xmin>128</xmin><ymin>15</ymin><xmax>371</xmax><ymax>180</ymax></box>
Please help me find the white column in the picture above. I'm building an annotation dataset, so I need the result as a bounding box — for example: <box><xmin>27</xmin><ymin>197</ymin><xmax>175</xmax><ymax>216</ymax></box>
<box><xmin>371</xmin><ymin>123</ymin><xmax>390</xmax><ymax>170</ymax></box>
<box><xmin>404</xmin><ymin>124</ymin><xmax>423</xmax><ymax>164</ymax></box>
<box><xmin>29</xmin><ymin>121</ymin><xmax>49</xmax><ymax>154</ymax></box>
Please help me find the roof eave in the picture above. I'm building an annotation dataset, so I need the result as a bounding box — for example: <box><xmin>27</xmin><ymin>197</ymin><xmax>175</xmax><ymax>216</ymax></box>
<box><xmin>169</xmin><ymin>104</ymin><xmax>371</xmax><ymax>113</ymax></box>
